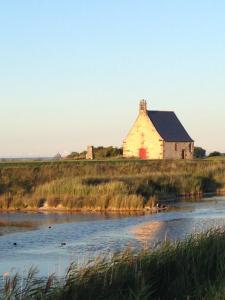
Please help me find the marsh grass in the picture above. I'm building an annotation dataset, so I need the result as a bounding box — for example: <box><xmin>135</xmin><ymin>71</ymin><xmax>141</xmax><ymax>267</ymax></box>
<box><xmin>0</xmin><ymin>159</ymin><xmax>225</xmax><ymax>210</ymax></box>
<box><xmin>30</xmin><ymin>179</ymin><xmax>144</xmax><ymax>210</ymax></box>
<box><xmin>1</xmin><ymin>228</ymin><xmax>225</xmax><ymax>299</ymax></box>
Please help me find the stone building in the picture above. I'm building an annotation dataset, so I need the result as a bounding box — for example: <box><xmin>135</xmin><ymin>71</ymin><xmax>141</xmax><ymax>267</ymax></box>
<box><xmin>123</xmin><ymin>100</ymin><xmax>194</xmax><ymax>160</ymax></box>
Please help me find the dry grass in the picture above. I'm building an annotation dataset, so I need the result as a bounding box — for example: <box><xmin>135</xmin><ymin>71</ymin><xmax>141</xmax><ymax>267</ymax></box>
<box><xmin>0</xmin><ymin>159</ymin><xmax>224</xmax><ymax>210</ymax></box>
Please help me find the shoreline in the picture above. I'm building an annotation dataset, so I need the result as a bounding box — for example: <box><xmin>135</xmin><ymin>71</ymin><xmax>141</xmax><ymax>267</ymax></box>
<box><xmin>0</xmin><ymin>191</ymin><xmax>224</xmax><ymax>214</ymax></box>
<box><xmin>0</xmin><ymin>206</ymin><xmax>167</xmax><ymax>213</ymax></box>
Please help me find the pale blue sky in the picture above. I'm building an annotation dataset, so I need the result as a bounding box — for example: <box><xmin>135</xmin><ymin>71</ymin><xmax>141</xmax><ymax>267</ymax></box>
<box><xmin>0</xmin><ymin>0</ymin><xmax>224</xmax><ymax>156</ymax></box>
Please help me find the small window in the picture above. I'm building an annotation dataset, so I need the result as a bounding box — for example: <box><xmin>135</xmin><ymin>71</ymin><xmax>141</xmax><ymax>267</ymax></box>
<box><xmin>175</xmin><ymin>144</ymin><xmax>178</xmax><ymax>151</ymax></box>
<box><xmin>189</xmin><ymin>143</ymin><xmax>192</xmax><ymax>152</ymax></box>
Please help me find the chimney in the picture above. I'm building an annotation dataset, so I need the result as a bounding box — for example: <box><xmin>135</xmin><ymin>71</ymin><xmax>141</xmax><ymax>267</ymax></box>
<box><xmin>139</xmin><ymin>99</ymin><xmax>147</xmax><ymax>114</ymax></box>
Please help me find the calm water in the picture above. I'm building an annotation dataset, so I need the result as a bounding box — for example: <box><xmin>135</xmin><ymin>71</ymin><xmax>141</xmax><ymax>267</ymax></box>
<box><xmin>0</xmin><ymin>195</ymin><xmax>225</xmax><ymax>278</ymax></box>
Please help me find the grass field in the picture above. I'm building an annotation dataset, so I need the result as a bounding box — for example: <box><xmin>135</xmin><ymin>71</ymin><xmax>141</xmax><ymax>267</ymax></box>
<box><xmin>2</xmin><ymin>228</ymin><xmax>225</xmax><ymax>299</ymax></box>
<box><xmin>0</xmin><ymin>158</ymin><xmax>225</xmax><ymax>210</ymax></box>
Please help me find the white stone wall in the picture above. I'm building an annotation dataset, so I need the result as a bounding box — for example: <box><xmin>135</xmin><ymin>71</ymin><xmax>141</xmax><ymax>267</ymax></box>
<box><xmin>123</xmin><ymin>112</ymin><xmax>163</xmax><ymax>159</ymax></box>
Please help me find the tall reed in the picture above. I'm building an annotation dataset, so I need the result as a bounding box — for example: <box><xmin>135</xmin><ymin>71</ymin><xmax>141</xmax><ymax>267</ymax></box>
<box><xmin>1</xmin><ymin>228</ymin><xmax>225</xmax><ymax>299</ymax></box>
<box><xmin>0</xmin><ymin>159</ymin><xmax>225</xmax><ymax>210</ymax></box>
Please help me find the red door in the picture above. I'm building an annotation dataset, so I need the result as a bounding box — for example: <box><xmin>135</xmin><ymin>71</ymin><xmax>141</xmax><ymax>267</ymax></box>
<box><xmin>139</xmin><ymin>148</ymin><xmax>147</xmax><ymax>159</ymax></box>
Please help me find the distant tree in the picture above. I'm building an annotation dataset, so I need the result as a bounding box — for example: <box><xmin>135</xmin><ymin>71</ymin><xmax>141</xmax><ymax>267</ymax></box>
<box><xmin>208</xmin><ymin>151</ymin><xmax>221</xmax><ymax>157</ymax></box>
<box><xmin>194</xmin><ymin>147</ymin><xmax>206</xmax><ymax>158</ymax></box>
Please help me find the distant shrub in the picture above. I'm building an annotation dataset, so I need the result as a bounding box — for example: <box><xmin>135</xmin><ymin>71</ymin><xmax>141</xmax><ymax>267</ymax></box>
<box><xmin>67</xmin><ymin>151</ymin><xmax>86</xmax><ymax>160</ymax></box>
<box><xmin>66</xmin><ymin>146</ymin><xmax>123</xmax><ymax>160</ymax></box>
<box><xmin>194</xmin><ymin>147</ymin><xmax>206</xmax><ymax>158</ymax></box>
<box><xmin>208</xmin><ymin>151</ymin><xmax>222</xmax><ymax>157</ymax></box>
<box><xmin>94</xmin><ymin>146</ymin><xmax>123</xmax><ymax>159</ymax></box>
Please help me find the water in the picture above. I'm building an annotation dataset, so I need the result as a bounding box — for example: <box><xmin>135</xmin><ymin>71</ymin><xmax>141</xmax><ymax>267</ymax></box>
<box><xmin>0</xmin><ymin>195</ymin><xmax>225</xmax><ymax>277</ymax></box>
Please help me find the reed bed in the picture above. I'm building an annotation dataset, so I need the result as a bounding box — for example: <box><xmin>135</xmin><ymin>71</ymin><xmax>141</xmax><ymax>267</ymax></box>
<box><xmin>1</xmin><ymin>228</ymin><xmax>225</xmax><ymax>299</ymax></box>
<box><xmin>33</xmin><ymin>179</ymin><xmax>144</xmax><ymax>210</ymax></box>
<box><xmin>0</xmin><ymin>159</ymin><xmax>225</xmax><ymax>210</ymax></box>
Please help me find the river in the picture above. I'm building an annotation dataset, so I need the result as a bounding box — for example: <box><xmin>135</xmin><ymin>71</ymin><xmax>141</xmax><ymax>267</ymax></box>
<box><xmin>0</xmin><ymin>195</ymin><xmax>225</xmax><ymax>278</ymax></box>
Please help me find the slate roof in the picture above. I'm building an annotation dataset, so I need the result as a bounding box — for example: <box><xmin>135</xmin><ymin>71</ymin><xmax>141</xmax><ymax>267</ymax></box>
<box><xmin>147</xmin><ymin>111</ymin><xmax>194</xmax><ymax>142</ymax></box>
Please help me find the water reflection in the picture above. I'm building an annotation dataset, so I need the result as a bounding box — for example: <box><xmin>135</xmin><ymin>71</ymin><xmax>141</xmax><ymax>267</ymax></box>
<box><xmin>131</xmin><ymin>221</ymin><xmax>163</xmax><ymax>244</ymax></box>
<box><xmin>0</xmin><ymin>211</ymin><xmax>143</xmax><ymax>236</ymax></box>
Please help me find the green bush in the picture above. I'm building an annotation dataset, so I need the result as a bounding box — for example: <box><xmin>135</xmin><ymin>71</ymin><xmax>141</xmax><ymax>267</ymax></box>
<box><xmin>194</xmin><ymin>146</ymin><xmax>206</xmax><ymax>158</ymax></box>
<box><xmin>208</xmin><ymin>151</ymin><xmax>222</xmax><ymax>157</ymax></box>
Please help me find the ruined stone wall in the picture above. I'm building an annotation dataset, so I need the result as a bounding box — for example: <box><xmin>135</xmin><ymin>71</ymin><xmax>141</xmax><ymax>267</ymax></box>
<box><xmin>164</xmin><ymin>142</ymin><xmax>194</xmax><ymax>159</ymax></box>
<box><xmin>86</xmin><ymin>146</ymin><xmax>94</xmax><ymax>160</ymax></box>
<box><xmin>123</xmin><ymin>113</ymin><xmax>163</xmax><ymax>159</ymax></box>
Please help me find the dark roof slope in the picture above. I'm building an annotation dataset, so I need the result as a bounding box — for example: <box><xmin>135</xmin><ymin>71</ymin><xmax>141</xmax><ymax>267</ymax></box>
<box><xmin>147</xmin><ymin>111</ymin><xmax>194</xmax><ymax>142</ymax></box>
